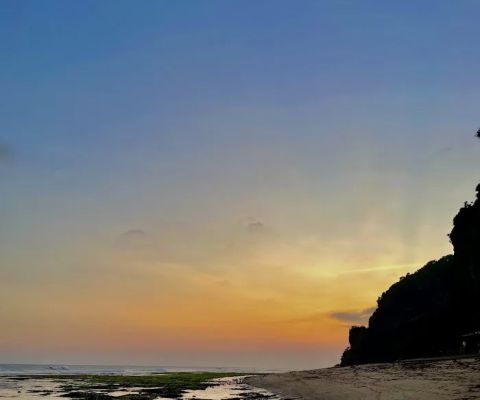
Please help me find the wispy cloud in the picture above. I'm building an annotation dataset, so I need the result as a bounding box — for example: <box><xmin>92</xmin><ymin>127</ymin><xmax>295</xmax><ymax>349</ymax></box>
<box><xmin>337</xmin><ymin>262</ymin><xmax>418</xmax><ymax>275</ymax></box>
<box><xmin>121</xmin><ymin>229</ymin><xmax>147</xmax><ymax>238</ymax></box>
<box><xmin>115</xmin><ymin>229</ymin><xmax>152</xmax><ymax>250</ymax></box>
<box><xmin>329</xmin><ymin>307</ymin><xmax>376</xmax><ymax>324</ymax></box>
<box><xmin>247</xmin><ymin>220</ymin><xmax>265</xmax><ymax>233</ymax></box>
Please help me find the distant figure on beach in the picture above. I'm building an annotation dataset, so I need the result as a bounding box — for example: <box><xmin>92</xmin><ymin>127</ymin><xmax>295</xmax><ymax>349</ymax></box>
<box><xmin>476</xmin><ymin>128</ymin><xmax>480</xmax><ymax>138</ymax></box>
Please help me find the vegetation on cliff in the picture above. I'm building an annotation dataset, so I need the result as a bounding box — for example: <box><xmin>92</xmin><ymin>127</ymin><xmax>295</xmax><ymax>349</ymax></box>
<box><xmin>341</xmin><ymin>182</ymin><xmax>480</xmax><ymax>365</ymax></box>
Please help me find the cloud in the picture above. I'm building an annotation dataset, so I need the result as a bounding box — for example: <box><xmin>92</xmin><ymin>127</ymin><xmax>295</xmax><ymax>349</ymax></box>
<box><xmin>247</xmin><ymin>221</ymin><xmax>265</xmax><ymax>233</ymax></box>
<box><xmin>0</xmin><ymin>142</ymin><xmax>13</xmax><ymax>163</ymax></box>
<box><xmin>115</xmin><ymin>229</ymin><xmax>151</xmax><ymax>250</ymax></box>
<box><xmin>121</xmin><ymin>229</ymin><xmax>147</xmax><ymax>238</ymax></box>
<box><xmin>427</xmin><ymin>145</ymin><xmax>454</xmax><ymax>161</ymax></box>
<box><xmin>329</xmin><ymin>306</ymin><xmax>376</xmax><ymax>324</ymax></box>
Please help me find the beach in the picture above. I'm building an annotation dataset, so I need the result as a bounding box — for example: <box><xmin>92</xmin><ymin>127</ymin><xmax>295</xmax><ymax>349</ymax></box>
<box><xmin>246</xmin><ymin>357</ymin><xmax>480</xmax><ymax>399</ymax></box>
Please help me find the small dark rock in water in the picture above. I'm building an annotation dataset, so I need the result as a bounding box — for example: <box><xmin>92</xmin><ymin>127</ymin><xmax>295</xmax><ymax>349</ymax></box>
<box><xmin>28</xmin><ymin>389</ymin><xmax>55</xmax><ymax>396</ymax></box>
<box><xmin>61</xmin><ymin>392</ymin><xmax>114</xmax><ymax>400</ymax></box>
<box><xmin>61</xmin><ymin>394</ymin><xmax>157</xmax><ymax>400</ymax></box>
<box><xmin>241</xmin><ymin>392</ymin><xmax>277</xmax><ymax>400</ymax></box>
<box><xmin>138</xmin><ymin>386</ymin><xmax>184</xmax><ymax>398</ymax></box>
<box><xmin>139</xmin><ymin>386</ymin><xmax>178</xmax><ymax>394</ymax></box>
<box><xmin>117</xmin><ymin>395</ymin><xmax>156</xmax><ymax>400</ymax></box>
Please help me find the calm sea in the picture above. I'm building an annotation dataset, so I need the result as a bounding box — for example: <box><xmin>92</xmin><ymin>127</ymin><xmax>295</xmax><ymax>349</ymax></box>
<box><xmin>0</xmin><ymin>363</ymin><xmax>260</xmax><ymax>375</ymax></box>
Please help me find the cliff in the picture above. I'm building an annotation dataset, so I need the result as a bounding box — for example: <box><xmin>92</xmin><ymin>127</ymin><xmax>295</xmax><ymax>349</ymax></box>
<box><xmin>341</xmin><ymin>183</ymin><xmax>480</xmax><ymax>365</ymax></box>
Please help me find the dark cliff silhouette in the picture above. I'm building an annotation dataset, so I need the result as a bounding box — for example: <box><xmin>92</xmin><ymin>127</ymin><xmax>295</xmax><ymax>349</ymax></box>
<box><xmin>341</xmin><ymin>183</ymin><xmax>480</xmax><ymax>365</ymax></box>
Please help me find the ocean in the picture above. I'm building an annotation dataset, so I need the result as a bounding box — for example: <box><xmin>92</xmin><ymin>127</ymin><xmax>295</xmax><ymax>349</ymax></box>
<box><xmin>0</xmin><ymin>363</ymin><xmax>257</xmax><ymax>375</ymax></box>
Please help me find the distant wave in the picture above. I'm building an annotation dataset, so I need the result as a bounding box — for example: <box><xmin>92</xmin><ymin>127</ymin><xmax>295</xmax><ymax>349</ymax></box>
<box><xmin>0</xmin><ymin>364</ymin><xmax>167</xmax><ymax>375</ymax></box>
<box><xmin>0</xmin><ymin>364</ymin><xmax>273</xmax><ymax>375</ymax></box>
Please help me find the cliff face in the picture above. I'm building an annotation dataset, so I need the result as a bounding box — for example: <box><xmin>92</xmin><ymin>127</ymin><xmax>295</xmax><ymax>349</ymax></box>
<box><xmin>450</xmin><ymin>183</ymin><xmax>480</xmax><ymax>319</ymax></box>
<box><xmin>341</xmin><ymin>184</ymin><xmax>480</xmax><ymax>365</ymax></box>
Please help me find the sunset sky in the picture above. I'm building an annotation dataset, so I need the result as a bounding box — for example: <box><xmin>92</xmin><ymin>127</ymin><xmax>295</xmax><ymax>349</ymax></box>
<box><xmin>1</xmin><ymin>0</ymin><xmax>480</xmax><ymax>370</ymax></box>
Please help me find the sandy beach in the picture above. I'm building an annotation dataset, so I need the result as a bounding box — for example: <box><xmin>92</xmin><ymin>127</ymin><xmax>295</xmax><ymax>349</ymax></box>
<box><xmin>246</xmin><ymin>357</ymin><xmax>480</xmax><ymax>400</ymax></box>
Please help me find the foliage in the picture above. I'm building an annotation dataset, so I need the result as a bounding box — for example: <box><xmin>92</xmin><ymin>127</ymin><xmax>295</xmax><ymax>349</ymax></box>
<box><xmin>341</xmin><ymin>183</ymin><xmax>480</xmax><ymax>365</ymax></box>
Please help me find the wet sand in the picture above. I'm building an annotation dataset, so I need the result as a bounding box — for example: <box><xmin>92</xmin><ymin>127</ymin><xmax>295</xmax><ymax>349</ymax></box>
<box><xmin>246</xmin><ymin>357</ymin><xmax>480</xmax><ymax>400</ymax></box>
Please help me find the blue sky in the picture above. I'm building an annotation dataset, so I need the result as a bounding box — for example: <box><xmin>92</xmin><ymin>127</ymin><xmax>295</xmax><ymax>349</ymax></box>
<box><xmin>1</xmin><ymin>1</ymin><xmax>479</xmax><ymax>368</ymax></box>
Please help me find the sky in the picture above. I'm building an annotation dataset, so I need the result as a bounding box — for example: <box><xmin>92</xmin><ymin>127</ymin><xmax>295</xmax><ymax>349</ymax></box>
<box><xmin>1</xmin><ymin>0</ymin><xmax>480</xmax><ymax>370</ymax></box>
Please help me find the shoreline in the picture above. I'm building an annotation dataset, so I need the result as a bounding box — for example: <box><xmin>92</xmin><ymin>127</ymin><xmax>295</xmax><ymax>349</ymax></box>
<box><xmin>245</xmin><ymin>357</ymin><xmax>480</xmax><ymax>399</ymax></box>
<box><xmin>0</xmin><ymin>372</ymin><xmax>277</xmax><ymax>400</ymax></box>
